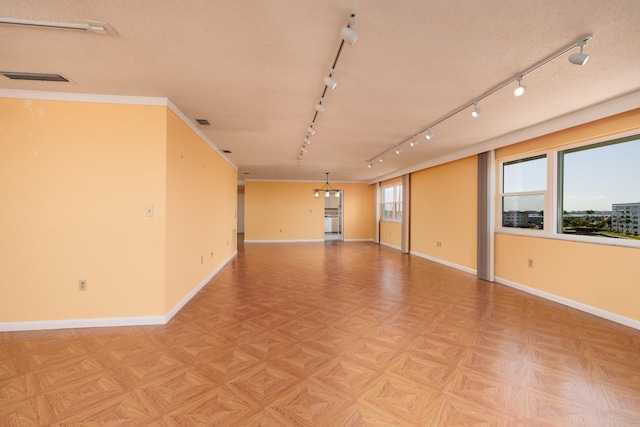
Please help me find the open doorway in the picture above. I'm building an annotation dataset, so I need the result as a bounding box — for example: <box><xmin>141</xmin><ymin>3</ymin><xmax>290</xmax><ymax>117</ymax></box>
<box><xmin>324</xmin><ymin>192</ymin><xmax>343</xmax><ymax>241</ymax></box>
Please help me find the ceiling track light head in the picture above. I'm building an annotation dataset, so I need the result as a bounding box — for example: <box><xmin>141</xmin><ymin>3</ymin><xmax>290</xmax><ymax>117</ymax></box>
<box><xmin>569</xmin><ymin>40</ymin><xmax>589</xmax><ymax>65</ymax></box>
<box><xmin>307</xmin><ymin>126</ymin><xmax>316</xmax><ymax>135</ymax></box>
<box><xmin>315</xmin><ymin>101</ymin><xmax>326</xmax><ymax>113</ymax></box>
<box><xmin>395</xmin><ymin>147</ymin><xmax>402</xmax><ymax>155</ymax></box>
<box><xmin>379</xmin><ymin>156</ymin><xmax>384</xmax><ymax>163</ymax></box>
<box><xmin>471</xmin><ymin>102</ymin><xmax>481</xmax><ymax>118</ymax></box>
<box><xmin>425</xmin><ymin>129</ymin><xmax>434</xmax><ymax>140</ymax></box>
<box><xmin>410</xmin><ymin>139</ymin><xmax>419</xmax><ymax>148</ymax></box>
<box><xmin>367</xmin><ymin>162</ymin><xmax>373</xmax><ymax>169</ymax></box>
<box><xmin>324</xmin><ymin>75</ymin><xmax>337</xmax><ymax>90</ymax></box>
<box><xmin>513</xmin><ymin>77</ymin><xmax>526</xmax><ymax>97</ymax></box>
<box><xmin>304</xmin><ymin>137</ymin><xmax>311</xmax><ymax>145</ymax></box>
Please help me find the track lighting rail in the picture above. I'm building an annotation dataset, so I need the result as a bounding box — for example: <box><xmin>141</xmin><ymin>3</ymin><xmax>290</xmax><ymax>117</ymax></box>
<box><xmin>366</xmin><ymin>33</ymin><xmax>594</xmax><ymax>166</ymax></box>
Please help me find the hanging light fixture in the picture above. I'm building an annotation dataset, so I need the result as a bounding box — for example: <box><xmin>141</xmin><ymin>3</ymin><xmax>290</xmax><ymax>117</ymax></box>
<box><xmin>513</xmin><ymin>77</ymin><xmax>526</xmax><ymax>97</ymax></box>
<box><xmin>341</xmin><ymin>11</ymin><xmax>358</xmax><ymax>45</ymax></box>
<box><xmin>324</xmin><ymin>69</ymin><xmax>337</xmax><ymax>90</ymax></box>
<box><xmin>313</xmin><ymin>172</ymin><xmax>342</xmax><ymax>198</ymax></box>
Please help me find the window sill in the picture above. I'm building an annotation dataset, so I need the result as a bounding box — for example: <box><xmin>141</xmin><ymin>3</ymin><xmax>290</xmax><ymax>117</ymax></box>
<box><xmin>496</xmin><ymin>228</ymin><xmax>640</xmax><ymax>249</ymax></box>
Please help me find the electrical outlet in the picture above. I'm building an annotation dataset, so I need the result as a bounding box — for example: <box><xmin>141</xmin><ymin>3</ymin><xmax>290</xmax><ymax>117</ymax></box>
<box><xmin>145</xmin><ymin>205</ymin><xmax>154</xmax><ymax>217</ymax></box>
<box><xmin>528</xmin><ymin>259</ymin><xmax>534</xmax><ymax>268</ymax></box>
<box><xmin>79</xmin><ymin>279</ymin><xmax>87</xmax><ymax>291</ymax></box>
<box><xmin>436</xmin><ymin>241</ymin><xmax>442</xmax><ymax>247</ymax></box>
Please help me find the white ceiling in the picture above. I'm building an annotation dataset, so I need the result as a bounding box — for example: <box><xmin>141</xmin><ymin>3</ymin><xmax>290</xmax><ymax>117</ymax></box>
<box><xmin>2</xmin><ymin>1</ymin><xmax>640</xmax><ymax>184</ymax></box>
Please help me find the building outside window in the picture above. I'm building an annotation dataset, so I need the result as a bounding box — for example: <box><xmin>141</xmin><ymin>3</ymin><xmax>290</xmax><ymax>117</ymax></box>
<box><xmin>382</xmin><ymin>184</ymin><xmax>402</xmax><ymax>221</ymax></box>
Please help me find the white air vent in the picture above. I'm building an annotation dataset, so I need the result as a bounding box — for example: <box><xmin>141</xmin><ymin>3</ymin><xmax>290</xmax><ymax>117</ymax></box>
<box><xmin>1</xmin><ymin>72</ymin><xmax>69</xmax><ymax>82</ymax></box>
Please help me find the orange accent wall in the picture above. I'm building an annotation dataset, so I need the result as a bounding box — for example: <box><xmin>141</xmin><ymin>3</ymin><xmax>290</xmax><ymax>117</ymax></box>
<box><xmin>0</xmin><ymin>97</ymin><xmax>237</xmax><ymax>324</ymax></box>
<box><xmin>410</xmin><ymin>156</ymin><xmax>478</xmax><ymax>270</ymax></box>
<box><xmin>495</xmin><ymin>108</ymin><xmax>640</xmax><ymax>322</ymax></box>
<box><xmin>0</xmin><ymin>98</ymin><xmax>167</xmax><ymax>321</ymax></box>
<box><xmin>244</xmin><ymin>181</ymin><xmax>374</xmax><ymax>241</ymax></box>
<box><xmin>165</xmin><ymin>110</ymin><xmax>237</xmax><ymax>312</ymax></box>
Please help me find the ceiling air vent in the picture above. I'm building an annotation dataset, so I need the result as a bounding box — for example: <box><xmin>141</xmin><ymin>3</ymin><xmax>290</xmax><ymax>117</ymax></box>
<box><xmin>1</xmin><ymin>72</ymin><xmax>69</xmax><ymax>82</ymax></box>
<box><xmin>196</xmin><ymin>119</ymin><xmax>211</xmax><ymax>126</ymax></box>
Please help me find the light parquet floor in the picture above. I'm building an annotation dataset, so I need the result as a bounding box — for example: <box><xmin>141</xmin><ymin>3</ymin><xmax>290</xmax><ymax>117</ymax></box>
<box><xmin>2</xmin><ymin>239</ymin><xmax>640</xmax><ymax>426</ymax></box>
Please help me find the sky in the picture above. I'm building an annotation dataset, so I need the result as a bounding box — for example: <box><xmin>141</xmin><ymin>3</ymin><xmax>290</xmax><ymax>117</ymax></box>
<box><xmin>503</xmin><ymin>136</ymin><xmax>640</xmax><ymax>212</ymax></box>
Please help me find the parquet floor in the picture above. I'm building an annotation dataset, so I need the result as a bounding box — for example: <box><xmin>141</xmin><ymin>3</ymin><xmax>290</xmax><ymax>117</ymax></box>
<box><xmin>2</xmin><ymin>239</ymin><xmax>640</xmax><ymax>426</ymax></box>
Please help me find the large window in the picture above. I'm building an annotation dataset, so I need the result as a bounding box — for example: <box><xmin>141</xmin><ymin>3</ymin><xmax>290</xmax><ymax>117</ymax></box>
<box><xmin>499</xmin><ymin>133</ymin><xmax>640</xmax><ymax>246</ymax></box>
<box><xmin>382</xmin><ymin>184</ymin><xmax>402</xmax><ymax>221</ymax></box>
<box><xmin>558</xmin><ymin>135</ymin><xmax>640</xmax><ymax>240</ymax></box>
<box><xmin>501</xmin><ymin>155</ymin><xmax>546</xmax><ymax>229</ymax></box>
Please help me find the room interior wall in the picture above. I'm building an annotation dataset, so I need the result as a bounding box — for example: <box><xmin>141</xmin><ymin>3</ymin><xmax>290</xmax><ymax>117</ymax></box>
<box><xmin>0</xmin><ymin>98</ymin><xmax>167</xmax><ymax>322</ymax></box>
<box><xmin>410</xmin><ymin>156</ymin><xmax>478</xmax><ymax>271</ymax></box>
<box><xmin>165</xmin><ymin>109</ymin><xmax>237</xmax><ymax>313</ymax></box>
<box><xmin>494</xmin><ymin>108</ymin><xmax>640</xmax><ymax>323</ymax></box>
<box><xmin>244</xmin><ymin>181</ymin><xmax>374</xmax><ymax>242</ymax></box>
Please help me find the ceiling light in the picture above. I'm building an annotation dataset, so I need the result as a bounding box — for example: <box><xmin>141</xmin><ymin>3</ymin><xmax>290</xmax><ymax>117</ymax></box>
<box><xmin>513</xmin><ymin>77</ymin><xmax>526</xmax><ymax>97</ymax></box>
<box><xmin>395</xmin><ymin>147</ymin><xmax>402</xmax><ymax>155</ymax></box>
<box><xmin>410</xmin><ymin>139</ymin><xmax>419</xmax><ymax>148</ymax></box>
<box><xmin>569</xmin><ymin>41</ymin><xmax>589</xmax><ymax>65</ymax></box>
<box><xmin>301</xmin><ymin>146</ymin><xmax>307</xmax><ymax>153</ymax></box>
<box><xmin>315</xmin><ymin>102</ymin><xmax>326</xmax><ymax>113</ymax></box>
<box><xmin>304</xmin><ymin>138</ymin><xmax>311</xmax><ymax>145</ymax></box>
<box><xmin>425</xmin><ymin>129</ymin><xmax>434</xmax><ymax>140</ymax></box>
<box><xmin>471</xmin><ymin>102</ymin><xmax>481</xmax><ymax>118</ymax></box>
<box><xmin>367</xmin><ymin>162</ymin><xmax>373</xmax><ymax>169</ymax></box>
<box><xmin>341</xmin><ymin>27</ymin><xmax>358</xmax><ymax>46</ymax></box>
<box><xmin>313</xmin><ymin>172</ymin><xmax>342</xmax><ymax>198</ymax></box>
<box><xmin>324</xmin><ymin>75</ymin><xmax>337</xmax><ymax>90</ymax></box>
<box><xmin>307</xmin><ymin>126</ymin><xmax>316</xmax><ymax>135</ymax></box>
<box><xmin>379</xmin><ymin>157</ymin><xmax>384</xmax><ymax>163</ymax></box>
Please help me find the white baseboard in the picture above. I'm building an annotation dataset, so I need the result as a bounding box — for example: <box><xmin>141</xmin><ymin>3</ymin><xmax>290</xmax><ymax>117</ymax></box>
<box><xmin>410</xmin><ymin>250</ymin><xmax>477</xmax><ymax>276</ymax></box>
<box><xmin>495</xmin><ymin>276</ymin><xmax>640</xmax><ymax>331</ymax></box>
<box><xmin>244</xmin><ymin>239</ymin><xmax>325</xmax><ymax>243</ymax></box>
<box><xmin>344</xmin><ymin>238</ymin><xmax>374</xmax><ymax>242</ymax></box>
<box><xmin>0</xmin><ymin>251</ymin><xmax>238</xmax><ymax>332</ymax></box>
<box><xmin>379</xmin><ymin>241</ymin><xmax>402</xmax><ymax>251</ymax></box>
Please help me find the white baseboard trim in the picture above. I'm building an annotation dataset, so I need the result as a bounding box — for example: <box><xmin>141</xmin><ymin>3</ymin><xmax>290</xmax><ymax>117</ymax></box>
<box><xmin>0</xmin><ymin>251</ymin><xmax>238</xmax><ymax>332</ymax></box>
<box><xmin>165</xmin><ymin>250</ymin><xmax>237</xmax><ymax>322</ymax></box>
<box><xmin>0</xmin><ymin>316</ymin><xmax>166</xmax><ymax>332</ymax></box>
<box><xmin>379</xmin><ymin>241</ymin><xmax>402</xmax><ymax>251</ymax></box>
<box><xmin>244</xmin><ymin>239</ymin><xmax>325</xmax><ymax>243</ymax></box>
<box><xmin>344</xmin><ymin>238</ymin><xmax>374</xmax><ymax>242</ymax></box>
<box><xmin>494</xmin><ymin>276</ymin><xmax>640</xmax><ymax>331</ymax></box>
<box><xmin>410</xmin><ymin>250</ymin><xmax>477</xmax><ymax>276</ymax></box>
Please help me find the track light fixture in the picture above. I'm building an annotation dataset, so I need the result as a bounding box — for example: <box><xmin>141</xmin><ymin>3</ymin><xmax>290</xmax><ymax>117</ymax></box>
<box><xmin>379</xmin><ymin>156</ymin><xmax>384</xmax><ymax>163</ymax></box>
<box><xmin>471</xmin><ymin>102</ymin><xmax>481</xmax><ymax>118</ymax></box>
<box><xmin>297</xmin><ymin>11</ymin><xmax>357</xmax><ymax>161</ymax></box>
<box><xmin>513</xmin><ymin>77</ymin><xmax>526</xmax><ymax>97</ymax></box>
<box><xmin>410</xmin><ymin>139</ymin><xmax>419</xmax><ymax>148</ymax></box>
<box><xmin>395</xmin><ymin>147</ymin><xmax>402</xmax><ymax>155</ymax></box>
<box><xmin>304</xmin><ymin>138</ymin><xmax>311</xmax><ymax>145</ymax></box>
<box><xmin>569</xmin><ymin>40</ymin><xmax>589</xmax><ymax>65</ymax></box>
<box><xmin>0</xmin><ymin>17</ymin><xmax>111</xmax><ymax>33</ymax></box>
<box><xmin>341</xmin><ymin>11</ymin><xmax>358</xmax><ymax>45</ymax></box>
<box><xmin>365</xmin><ymin>33</ymin><xmax>594</xmax><ymax>169</ymax></box>
<box><xmin>367</xmin><ymin>162</ymin><xmax>373</xmax><ymax>168</ymax></box>
<box><xmin>425</xmin><ymin>129</ymin><xmax>434</xmax><ymax>140</ymax></box>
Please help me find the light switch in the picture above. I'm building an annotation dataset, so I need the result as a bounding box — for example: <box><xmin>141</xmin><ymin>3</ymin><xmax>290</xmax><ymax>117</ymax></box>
<box><xmin>145</xmin><ymin>205</ymin><xmax>154</xmax><ymax>217</ymax></box>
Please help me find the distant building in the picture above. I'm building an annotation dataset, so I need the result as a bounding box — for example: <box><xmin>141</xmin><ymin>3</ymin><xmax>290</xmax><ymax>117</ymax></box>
<box><xmin>611</xmin><ymin>203</ymin><xmax>640</xmax><ymax>235</ymax></box>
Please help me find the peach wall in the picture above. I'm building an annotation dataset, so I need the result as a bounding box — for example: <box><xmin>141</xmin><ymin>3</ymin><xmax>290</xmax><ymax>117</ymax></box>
<box><xmin>244</xmin><ymin>181</ymin><xmax>374</xmax><ymax>241</ymax></box>
<box><xmin>495</xmin><ymin>109</ymin><xmax>640</xmax><ymax>322</ymax></box>
<box><xmin>165</xmin><ymin>110</ymin><xmax>237</xmax><ymax>312</ymax></box>
<box><xmin>0</xmin><ymin>98</ymin><xmax>167</xmax><ymax>321</ymax></box>
<box><xmin>410</xmin><ymin>156</ymin><xmax>478</xmax><ymax>270</ymax></box>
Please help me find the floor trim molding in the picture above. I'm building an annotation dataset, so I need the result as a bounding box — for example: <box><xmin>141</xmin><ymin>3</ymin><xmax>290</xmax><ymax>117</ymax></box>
<box><xmin>495</xmin><ymin>276</ymin><xmax>640</xmax><ymax>331</ymax></box>
<box><xmin>244</xmin><ymin>239</ymin><xmax>325</xmax><ymax>243</ymax></box>
<box><xmin>410</xmin><ymin>250</ymin><xmax>477</xmax><ymax>276</ymax></box>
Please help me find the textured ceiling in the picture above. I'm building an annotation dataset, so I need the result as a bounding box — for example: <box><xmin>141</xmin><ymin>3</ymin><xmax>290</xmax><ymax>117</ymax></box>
<box><xmin>2</xmin><ymin>1</ymin><xmax>640</xmax><ymax>183</ymax></box>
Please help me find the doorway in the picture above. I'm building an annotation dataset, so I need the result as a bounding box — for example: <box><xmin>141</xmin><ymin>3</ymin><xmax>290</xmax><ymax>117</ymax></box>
<box><xmin>324</xmin><ymin>192</ymin><xmax>343</xmax><ymax>241</ymax></box>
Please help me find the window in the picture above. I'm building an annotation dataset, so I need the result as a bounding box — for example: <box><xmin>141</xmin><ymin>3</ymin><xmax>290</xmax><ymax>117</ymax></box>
<box><xmin>382</xmin><ymin>184</ymin><xmax>402</xmax><ymax>221</ymax></box>
<box><xmin>558</xmin><ymin>135</ymin><xmax>640</xmax><ymax>240</ymax></box>
<box><xmin>499</xmin><ymin>132</ymin><xmax>640</xmax><ymax>247</ymax></box>
<box><xmin>500</xmin><ymin>155</ymin><xmax>546</xmax><ymax>229</ymax></box>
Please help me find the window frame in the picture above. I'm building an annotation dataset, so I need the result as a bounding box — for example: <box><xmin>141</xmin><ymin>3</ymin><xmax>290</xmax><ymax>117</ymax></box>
<box><xmin>497</xmin><ymin>129</ymin><xmax>640</xmax><ymax>249</ymax></box>
<box><xmin>381</xmin><ymin>184</ymin><xmax>402</xmax><ymax>222</ymax></box>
